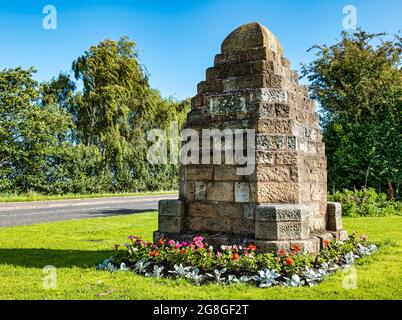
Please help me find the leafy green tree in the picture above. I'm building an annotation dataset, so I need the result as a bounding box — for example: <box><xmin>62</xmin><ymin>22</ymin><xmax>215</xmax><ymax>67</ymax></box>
<box><xmin>0</xmin><ymin>67</ymin><xmax>75</xmax><ymax>193</ymax></box>
<box><xmin>302</xmin><ymin>29</ymin><xmax>402</xmax><ymax>198</ymax></box>
<box><xmin>1</xmin><ymin>36</ymin><xmax>190</xmax><ymax>195</ymax></box>
<box><xmin>71</xmin><ymin>36</ymin><xmax>189</xmax><ymax>192</ymax></box>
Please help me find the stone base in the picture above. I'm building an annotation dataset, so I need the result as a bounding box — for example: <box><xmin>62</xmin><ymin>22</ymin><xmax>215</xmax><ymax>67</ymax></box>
<box><xmin>154</xmin><ymin>230</ymin><xmax>325</xmax><ymax>254</ymax></box>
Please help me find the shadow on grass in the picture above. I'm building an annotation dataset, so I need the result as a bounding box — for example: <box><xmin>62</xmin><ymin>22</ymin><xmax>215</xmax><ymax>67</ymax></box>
<box><xmin>0</xmin><ymin>248</ymin><xmax>114</xmax><ymax>268</ymax></box>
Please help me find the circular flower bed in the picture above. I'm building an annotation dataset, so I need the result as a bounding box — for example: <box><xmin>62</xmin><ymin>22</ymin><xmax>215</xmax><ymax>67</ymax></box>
<box><xmin>97</xmin><ymin>232</ymin><xmax>377</xmax><ymax>287</ymax></box>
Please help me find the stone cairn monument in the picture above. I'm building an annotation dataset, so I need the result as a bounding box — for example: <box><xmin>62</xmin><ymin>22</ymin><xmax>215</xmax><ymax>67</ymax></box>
<box><xmin>154</xmin><ymin>22</ymin><xmax>347</xmax><ymax>254</ymax></box>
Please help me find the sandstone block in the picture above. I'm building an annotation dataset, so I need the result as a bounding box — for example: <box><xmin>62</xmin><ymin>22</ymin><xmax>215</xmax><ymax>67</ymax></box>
<box><xmin>195</xmin><ymin>182</ymin><xmax>206</xmax><ymax>201</ymax></box>
<box><xmin>275</xmin><ymin>152</ymin><xmax>298</xmax><ymax>165</ymax></box>
<box><xmin>255</xmin><ymin>102</ymin><xmax>276</xmax><ymax>117</ymax></box>
<box><xmin>244</xmin><ymin>204</ymin><xmax>255</xmax><ymax>220</ymax></box>
<box><xmin>214</xmin><ymin>165</ymin><xmax>241</xmax><ymax>181</ymax></box>
<box><xmin>186</xmin><ymin>166</ymin><xmax>213</xmax><ymax>181</ymax></box>
<box><xmin>222</xmin><ymin>74</ymin><xmax>270</xmax><ymax>91</ymax></box>
<box><xmin>290</xmin><ymin>238</ymin><xmax>320</xmax><ymax>254</ymax></box>
<box><xmin>206</xmin><ymin>182</ymin><xmax>234</xmax><ymax>201</ymax></box>
<box><xmin>257</xmin><ymin>88</ymin><xmax>288</xmax><ymax>104</ymax></box>
<box><xmin>159</xmin><ymin>200</ymin><xmax>184</xmax><ymax>217</ymax></box>
<box><xmin>158</xmin><ymin>215</ymin><xmax>183</xmax><ymax>233</ymax></box>
<box><xmin>253</xmin><ymin>240</ymin><xmax>291</xmax><ymax>253</ymax></box>
<box><xmin>331</xmin><ymin>229</ymin><xmax>348</xmax><ymax>241</ymax></box>
<box><xmin>326</xmin><ymin>202</ymin><xmax>343</xmax><ymax>231</ymax></box>
<box><xmin>311</xmin><ymin>183</ymin><xmax>326</xmax><ymax>201</ymax></box>
<box><xmin>256</xmin><ymin>119</ymin><xmax>292</xmax><ymax>134</ymax></box>
<box><xmin>235</xmin><ymin>182</ymin><xmax>250</xmax><ymax>202</ymax></box>
<box><xmin>255</xmin><ymin>220</ymin><xmax>309</xmax><ymax>240</ymax></box>
<box><xmin>256</xmin><ymin>182</ymin><xmax>299</xmax><ymax>203</ymax></box>
<box><xmin>256</xmin><ymin>166</ymin><xmax>291</xmax><ymax>182</ymax></box>
<box><xmin>275</xmin><ymin>103</ymin><xmax>291</xmax><ymax>118</ymax></box>
<box><xmin>255</xmin><ymin>204</ymin><xmax>309</xmax><ymax>221</ymax></box>
<box><xmin>191</xmin><ymin>95</ymin><xmax>204</xmax><ymax>110</ymax></box>
<box><xmin>197</xmin><ymin>79</ymin><xmax>223</xmax><ymax>94</ymax></box>
<box><xmin>256</xmin><ymin>151</ymin><xmax>275</xmax><ymax>165</ymax></box>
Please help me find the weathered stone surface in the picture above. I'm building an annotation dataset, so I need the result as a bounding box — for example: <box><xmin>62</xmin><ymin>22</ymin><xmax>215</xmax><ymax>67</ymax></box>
<box><xmin>222</xmin><ymin>74</ymin><xmax>270</xmax><ymax>91</ymax></box>
<box><xmin>256</xmin><ymin>166</ymin><xmax>291</xmax><ymax>182</ymax></box>
<box><xmin>256</xmin><ymin>182</ymin><xmax>299</xmax><ymax>203</ymax></box>
<box><xmin>256</xmin><ymin>119</ymin><xmax>292</xmax><ymax>134</ymax></box>
<box><xmin>197</xmin><ymin>79</ymin><xmax>223</xmax><ymax>94</ymax></box>
<box><xmin>235</xmin><ymin>182</ymin><xmax>250</xmax><ymax>202</ymax></box>
<box><xmin>331</xmin><ymin>229</ymin><xmax>348</xmax><ymax>241</ymax></box>
<box><xmin>158</xmin><ymin>215</ymin><xmax>183</xmax><ymax>233</ymax></box>
<box><xmin>188</xmin><ymin>202</ymin><xmax>254</xmax><ymax>235</ymax></box>
<box><xmin>327</xmin><ymin>202</ymin><xmax>343</xmax><ymax>231</ymax></box>
<box><xmin>214</xmin><ymin>165</ymin><xmax>241</xmax><ymax>181</ymax></box>
<box><xmin>275</xmin><ymin>152</ymin><xmax>298</xmax><ymax>165</ymax></box>
<box><xmin>159</xmin><ymin>200</ymin><xmax>184</xmax><ymax>217</ymax></box>
<box><xmin>255</xmin><ymin>220</ymin><xmax>309</xmax><ymax>240</ymax></box>
<box><xmin>195</xmin><ymin>181</ymin><xmax>206</xmax><ymax>201</ymax></box>
<box><xmin>185</xmin><ymin>166</ymin><xmax>213</xmax><ymax>181</ymax></box>
<box><xmin>221</xmin><ymin>22</ymin><xmax>283</xmax><ymax>55</ymax></box>
<box><xmin>155</xmin><ymin>22</ymin><xmax>345</xmax><ymax>254</ymax></box>
<box><xmin>256</xmin><ymin>151</ymin><xmax>275</xmax><ymax>164</ymax></box>
<box><xmin>158</xmin><ymin>200</ymin><xmax>184</xmax><ymax>233</ymax></box>
<box><xmin>214</xmin><ymin>47</ymin><xmax>278</xmax><ymax>66</ymax></box>
<box><xmin>206</xmin><ymin>182</ymin><xmax>234</xmax><ymax>201</ymax></box>
<box><xmin>255</xmin><ymin>204</ymin><xmax>309</xmax><ymax>221</ymax></box>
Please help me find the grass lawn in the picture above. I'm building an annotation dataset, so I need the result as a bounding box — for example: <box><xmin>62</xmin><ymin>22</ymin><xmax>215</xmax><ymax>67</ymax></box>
<box><xmin>0</xmin><ymin>191</ymin><xmax>178</xmax><ymax>202</ymax></box>
<box><xmin>0</xmin><ymin>212</ymin><xmax>400</xmax><ymax>300</ymax></box>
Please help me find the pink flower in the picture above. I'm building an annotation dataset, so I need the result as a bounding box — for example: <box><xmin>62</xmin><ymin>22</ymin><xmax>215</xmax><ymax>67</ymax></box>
<box><xmin>168</xmin><ymin>240</ymin><xmax>176</xmax><ymax>247</ymax></box>
<box><xmin>216</xmin><ymin>251</ymin><xmax>222</xmax><ymax>257</ymax></box>
<box><xmin>179</xmin><ymin>241</ymin><xmax>187</xmax><ymax>247</ymax></box>
<box><xmin>193</xmin><ymin>236</ymin><xmax>204</xmax><ymax>243</ymax></box>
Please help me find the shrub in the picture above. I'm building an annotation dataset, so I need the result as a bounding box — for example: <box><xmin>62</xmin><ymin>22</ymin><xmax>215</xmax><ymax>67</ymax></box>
<box><xmin>329</xmin><ymin>188</ymin><xmax>402</xmax><ymax>217</ymax></box>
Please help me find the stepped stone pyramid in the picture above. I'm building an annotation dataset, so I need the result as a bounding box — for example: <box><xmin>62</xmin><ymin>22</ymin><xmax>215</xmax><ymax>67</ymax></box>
<box><xmin>154</xmin><ymin>22</ymin><xmax>347</xmax><ymax>253</ymax></box>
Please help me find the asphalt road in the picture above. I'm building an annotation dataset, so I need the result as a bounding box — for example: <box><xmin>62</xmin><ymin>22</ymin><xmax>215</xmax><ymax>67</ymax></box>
<box><xmin>0</xmin><ymin>194</ymin><xmax>178</xmax><ymax>227</ymax></box>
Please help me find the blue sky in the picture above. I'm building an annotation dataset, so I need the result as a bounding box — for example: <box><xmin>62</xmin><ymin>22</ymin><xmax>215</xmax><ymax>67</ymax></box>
<box><xmin>0</xmin><ymin>0</ymin><xmax>400</xmax><ymax>100</ymax></box>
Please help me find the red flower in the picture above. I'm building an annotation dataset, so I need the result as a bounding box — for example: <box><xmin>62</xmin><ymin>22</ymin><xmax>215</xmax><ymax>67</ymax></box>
<box><xmin>247</xmin><ymin>244</ymin><xmax>257</xmax><ymax>252</ymax></box>
<box><xmin>285</xmin><ymin>257</ymin><xmax>294</xmax><ymax>266</ymax></box>
<box><xmin>158</xmin><ymin>238</ymin><xmax>165</xmax><ymax>246</ymax></box>
<box><xmin>278</xmin><ymin>249</ymin><xmax>286</xmax><ymax>257</ymax></box>
<box><xmin>179</xmin><ymin>249</ymin><xmax>188</xmax><ymax>255</ymax></box>
<box><xmin>149</xmin><ymin>249</ymin><xmax>160</xmax><ymax>257</ymax></box>
<box><xmin>290</xmin><ymin>250</ymin><xmax>296</xmax><ymax>256</ymax></box>
<box><xmin>231</xmin><ymin>253</ymin><xmax>240</xmax><ymax>261</ymax></box>
<box><xmin>293</xmin><ymin>244</ymin><xmax>300</xmax><ymax>252</ymax></box>
<box><xmin>323</xmin><ymin>239</ymin><xmax>331</xmax><ymax>248</ymax></box>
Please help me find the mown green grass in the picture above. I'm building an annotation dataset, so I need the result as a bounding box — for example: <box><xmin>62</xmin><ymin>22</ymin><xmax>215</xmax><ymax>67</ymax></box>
<box><xmin>0</xmin><ymin>191</ymin><xmax>177</xmax><ymax>202</ymax></box>
<box><xmin>0</xmin><ymin>213</ymin><xmax>400</xmax><ymax>300</ymax></box>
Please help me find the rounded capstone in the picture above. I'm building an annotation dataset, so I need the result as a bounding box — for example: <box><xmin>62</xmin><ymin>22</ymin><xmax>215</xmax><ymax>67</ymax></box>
<box><xmin>221</xmin><ymin>22</ymin><xmax>283</xmax><ymax>55</ymax></box>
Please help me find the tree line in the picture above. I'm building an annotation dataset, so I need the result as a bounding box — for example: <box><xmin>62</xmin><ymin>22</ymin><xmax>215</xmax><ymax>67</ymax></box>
<box><xmin>0</xmin><ymin>36</ymin><xmax>189</xmax><ymax>194</ymax></box>
<box><xmin>0</xmin><ymin>30</ymin><xmax>401</xmax><ymax>198</ymax></box>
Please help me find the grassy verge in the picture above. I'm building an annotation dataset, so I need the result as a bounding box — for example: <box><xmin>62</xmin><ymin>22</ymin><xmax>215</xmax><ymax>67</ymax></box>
<box><xmin>0</xmin><ymin>213</ymin><xmax>400</xmax><ymax>299</ymax></box>
<box><xmin>0</xmin><ymin>191</ymin><xmax>178</xmax><ymax>203</ymax></box>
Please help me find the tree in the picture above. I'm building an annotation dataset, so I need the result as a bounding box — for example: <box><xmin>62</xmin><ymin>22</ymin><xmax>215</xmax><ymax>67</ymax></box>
<box><xmin>71</xmin><ymin>36</ymin><xmax>189</xmax><ymax>191</ymax></box>
<box><xmin>0</xmin><ymin>67</ymin><xmax>75</xmax><ymax>193</ymax></box>
<box><xmin>0</xmin><ymin>36</ymin><xmax>190</xmax><ymax>194</ymax></box>
<box><xmin>301</xmin><ymin>29</ymin><xmax>402</xmax><ymax>198</ymax></box>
